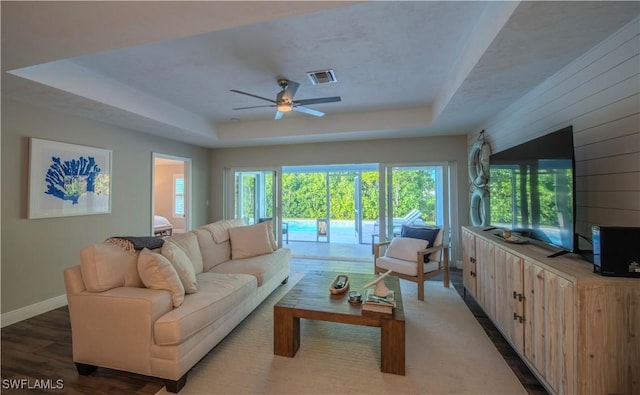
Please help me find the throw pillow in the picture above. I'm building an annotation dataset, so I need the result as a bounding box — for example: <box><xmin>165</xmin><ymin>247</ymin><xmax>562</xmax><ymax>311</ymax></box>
<box><xmin>401</xmin><ymin>225</ymin><xmax>441</xmax><ymax>261</ymax></box>
<box><xmin>161</xmin><ymin>241</ymin><xmax>198</xmax><ymax>293</ymax></box>
<box><xmin>138</xmin><ymin>248</ymin><xmax>185</xmax><ymax>307</ymax></box>
<box><xmin>80</xmin><ymin>243</ymin><xmax>144</xmax><ymax>292</ymax></box>
<box><xmin>261</xmin><ymin>220</ymin><xmax>279</xmax><ymax>251</ymax></box>
<box><xmin>164</xmin><ymin>232</ymin><xmax>204</xmax><ymax>274</ymax></box>
<box><xmin>384</xmin><ymin>237</ymin><xmax>429</xmax><ymax>262</ymax></box>
<box><xmin>228</xmin><ymin>222</ymin><xmax>274</xmax><ymax>259</ymax></box>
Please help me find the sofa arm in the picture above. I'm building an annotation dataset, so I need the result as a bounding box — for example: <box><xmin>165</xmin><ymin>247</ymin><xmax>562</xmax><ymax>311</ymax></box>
<box><xmin>67</xmin><ymin>286</ymin><xmax>173</xmax><ymax>376</ymax></box>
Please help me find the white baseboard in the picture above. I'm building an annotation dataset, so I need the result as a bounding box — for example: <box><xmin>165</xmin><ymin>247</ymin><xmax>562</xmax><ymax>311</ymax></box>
<box><xmin>1</xmin><ymin>294</ymin><xmax>68</xmax><ymax>328</ymax></box>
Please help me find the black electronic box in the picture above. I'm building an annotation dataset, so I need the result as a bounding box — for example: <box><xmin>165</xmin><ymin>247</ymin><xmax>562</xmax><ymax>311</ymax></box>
<box><xmin>592</xmin><ymin>226</ymin><xmax>640</xmax><ymax>278</ymax></box>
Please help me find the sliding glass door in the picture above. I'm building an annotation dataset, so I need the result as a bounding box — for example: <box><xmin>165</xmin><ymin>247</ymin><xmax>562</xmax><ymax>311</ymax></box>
<box><xmin>226</xmin><ymin>168</ymin><xmax>283</xmax><ymax>246</ymax></box>
<box><xmin>380</xmin><ymin>164</ymin><xmax>449</xmax><ymax>243</ymax></box>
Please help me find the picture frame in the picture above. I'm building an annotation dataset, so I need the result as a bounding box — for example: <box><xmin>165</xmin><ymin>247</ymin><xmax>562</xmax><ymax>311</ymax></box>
<box><xmin>28</xmin><ymin>138</ymin><xmax>112</xmax><ymax>219</ymax></box>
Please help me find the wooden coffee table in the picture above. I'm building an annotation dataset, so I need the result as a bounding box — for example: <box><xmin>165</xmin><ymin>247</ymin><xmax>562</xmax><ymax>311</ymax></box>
<box><xmin>273</xmin><ymin>271</ymin><xmax>405</xmax><ymax>375</ymax></box>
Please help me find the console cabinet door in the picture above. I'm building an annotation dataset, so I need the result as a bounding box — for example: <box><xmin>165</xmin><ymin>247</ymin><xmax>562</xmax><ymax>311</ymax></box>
<box><xmin>475</xmin><ymin>237</ymin><xmax>496</xmax><ymax>321</ymax></box>
<box><xmin>524</xmin><ymin>261</ymin><xmax>547</xmax><ymax>376</ymax></box>
<box><xmin>544</xmin><ymin>271</ymin><xmax>575</xmax><ymax>395</ymax></box>
<box><xmin>462</xmin><ymin>229</ymin><xmax>477</xmax><ymax>297</ymax></box>
<box><xmin>494</xmin><ymin>247</ymin><xmax>524</xmax><ymax>354</ymax></box>
<box><xmin>523</xmin><ymin>260</ymin><xmax>575</xmax><ymax>394</ymax></box>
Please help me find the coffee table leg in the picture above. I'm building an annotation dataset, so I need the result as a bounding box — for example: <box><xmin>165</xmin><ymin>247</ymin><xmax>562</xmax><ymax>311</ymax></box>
<box><xmin>380</xmin><ymin>318</ymin><xmax>405</xmax><ymax>375</ymax></box>
<box><xmin>273</xmin><ymin>305</ymin><xmax>300</xmax><ymax>357</ymax></box>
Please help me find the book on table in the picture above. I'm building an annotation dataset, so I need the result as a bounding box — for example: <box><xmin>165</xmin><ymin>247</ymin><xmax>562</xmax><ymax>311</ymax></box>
<box><xmin>361</xmin><ymin>290</ymin><xmax>395</xmax><ymax>313</ymax></box>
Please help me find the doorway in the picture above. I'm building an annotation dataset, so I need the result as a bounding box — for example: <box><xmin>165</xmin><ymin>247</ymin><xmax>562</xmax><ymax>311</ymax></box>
<box><xmin>152</xmin><ymin>154</ymin><xmax>192</xmax><ymax>235</ymax></box>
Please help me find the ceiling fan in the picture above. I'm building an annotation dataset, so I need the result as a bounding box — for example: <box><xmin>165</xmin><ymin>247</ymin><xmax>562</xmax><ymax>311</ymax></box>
<box><xmin>230</xmin><ymin>79</ymin><xmax>341</xmax><ymax>120</ymax></box>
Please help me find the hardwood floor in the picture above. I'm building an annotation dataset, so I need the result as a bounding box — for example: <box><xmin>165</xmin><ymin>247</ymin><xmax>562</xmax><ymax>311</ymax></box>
<box><xmin>1</xmin><ymin>258</ymin><xmax>547</xmax><ymax>394</ymax></box>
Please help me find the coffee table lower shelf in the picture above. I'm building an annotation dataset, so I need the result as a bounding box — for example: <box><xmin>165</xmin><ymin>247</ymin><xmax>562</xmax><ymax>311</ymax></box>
<box><xmin>273</xmin><ymin>272</ymin><xmax>405</xmax><ymax>375</ymax></box>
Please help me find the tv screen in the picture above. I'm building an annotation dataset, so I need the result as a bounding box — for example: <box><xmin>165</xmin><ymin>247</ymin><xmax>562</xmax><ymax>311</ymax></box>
<box><xmin>488</xmin><ymin>126</ymin><xmax>577</xmax><ymax>253</ymax></box>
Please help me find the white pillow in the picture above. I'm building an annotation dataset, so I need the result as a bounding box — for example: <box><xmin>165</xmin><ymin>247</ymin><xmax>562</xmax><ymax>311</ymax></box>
<box><xmin>262</xmin><ymin>220</ymin><xmax>279</xmax><ymax>251</ymax></box>
<box><xmin>161</xmin><ymin>241</ymin><xmax>198</xmax><ymax>293</ymax></box>
<box><xmin>384</xmin><ymin>237</ymin><xmax>429</xmax><ymax>262</ymax></box>
<box><xmin>138</xmin><ymin>248</ymin><xmax>185</xmax><ymax>307</ymax></box>
<box><xmin>228</xmin><ymin>222</ymin><xmax>274</xmax><ymax>259</ymax></box>
<box><xmin>164</xmin><ymin>232</ymin><xmax>204</xmax><ymax>274</ymax></box>
<box><xmin>80</xmin><ymin>243</ymin><xmax>143</xmax><ymax>292</ymax></box>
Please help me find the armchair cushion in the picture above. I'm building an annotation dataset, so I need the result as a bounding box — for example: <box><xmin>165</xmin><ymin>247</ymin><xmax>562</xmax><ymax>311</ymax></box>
<box><xmin>376</xmin><ymin>255</ymin><xmax>441</xmax><ymax>277</ymax></box>
<box><xmin>401</xmin><ymin>225</ymin><xmax>441</xmax><ymax>261</ymax></box>
<box><xmin>384</xmin><ymin>237</ymin><xmax>428</xmax><ymax>262</ymax></box>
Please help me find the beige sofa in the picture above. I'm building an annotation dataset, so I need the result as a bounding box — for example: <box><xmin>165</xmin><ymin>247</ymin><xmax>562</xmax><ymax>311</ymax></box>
<box><xmin>64</xmin><ymin>219</ymin><xmax>291</xmax><ymax>393</ymax></box>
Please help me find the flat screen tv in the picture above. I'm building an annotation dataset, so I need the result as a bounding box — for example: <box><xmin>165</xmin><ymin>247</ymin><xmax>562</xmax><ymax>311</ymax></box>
<box><xmin>488</xmin><ymin>126</ymin><xmax>577</xmax><ymax>255</ymax></box>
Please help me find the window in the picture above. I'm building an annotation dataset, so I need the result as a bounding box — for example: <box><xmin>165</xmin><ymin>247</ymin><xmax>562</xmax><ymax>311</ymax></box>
<box><xmin>173</xmin><ymin>174</ymin><xmax>184</xmax><ymax>217</ymax></box>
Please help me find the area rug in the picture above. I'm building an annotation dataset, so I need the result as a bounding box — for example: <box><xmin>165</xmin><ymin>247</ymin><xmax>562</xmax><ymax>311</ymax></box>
<box><xmin>156</xmin><ymin>273</ymin><xmax>525</xmax><ymax>394</ymax></box>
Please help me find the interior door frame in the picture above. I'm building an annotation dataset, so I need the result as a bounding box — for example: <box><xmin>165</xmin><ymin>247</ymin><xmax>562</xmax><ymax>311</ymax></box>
<box><xmin>152</xmin><ymin>153</ymin><xmax>192</xmax><ymax>234</ymax></box>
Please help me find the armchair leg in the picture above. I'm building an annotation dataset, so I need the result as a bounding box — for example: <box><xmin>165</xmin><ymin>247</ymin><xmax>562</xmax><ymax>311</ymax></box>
<box><xmin>417</xmin><ymin>282</ymin><xmax>424</xmax><ymax>301</ymax></box>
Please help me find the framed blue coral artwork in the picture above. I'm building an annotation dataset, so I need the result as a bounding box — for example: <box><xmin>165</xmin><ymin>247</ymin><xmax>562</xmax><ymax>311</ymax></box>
<box><xmin>28</xmin><ymin>138</ymin><xmax>112</xmax><ymax>219</ymax></box>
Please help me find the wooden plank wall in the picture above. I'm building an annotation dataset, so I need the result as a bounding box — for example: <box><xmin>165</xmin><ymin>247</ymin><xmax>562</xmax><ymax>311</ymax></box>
<box><xmin>471</xmin><ymin>17</ymin><xmax>640</xmax><ymax>249</ymax></box>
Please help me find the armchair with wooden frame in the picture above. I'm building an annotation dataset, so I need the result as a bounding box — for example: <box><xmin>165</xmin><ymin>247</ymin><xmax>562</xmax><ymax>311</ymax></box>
<box><xmin>373</xmin><ymin>226</ymin><xmax>449</xmax><ymax>301</ymax></box>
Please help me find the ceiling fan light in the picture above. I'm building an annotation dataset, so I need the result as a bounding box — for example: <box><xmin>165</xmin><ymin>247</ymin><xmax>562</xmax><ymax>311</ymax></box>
<box><xmin>277</xmin><ymin>103</ymin><xmax>293</xmax><ymax>112</ymax></box>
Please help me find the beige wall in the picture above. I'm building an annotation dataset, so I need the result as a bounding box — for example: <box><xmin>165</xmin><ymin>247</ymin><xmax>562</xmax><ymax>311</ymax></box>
<box><xmin>470</xmin><ymin>18</ymin><xmax>639</xmax><ymax>250</ymax></box>
<box><xmin>1</xmin><ymin>100</ymin><xmax>210</xmax><ymax>316</ymax></box>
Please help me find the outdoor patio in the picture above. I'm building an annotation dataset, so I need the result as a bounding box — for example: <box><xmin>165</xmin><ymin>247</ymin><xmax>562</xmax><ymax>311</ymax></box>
<box><xmin>282</xmin><ymin>219</ymin><xmax>377</xmax><ymax>262</ymax></box>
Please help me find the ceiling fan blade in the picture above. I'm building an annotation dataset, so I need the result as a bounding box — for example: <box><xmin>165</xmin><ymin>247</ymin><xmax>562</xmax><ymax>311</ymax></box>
<box><xmin>230</xmin><ymin>89</ymin><xmax>276</xmax><ymax>104</ymax></box>
<box><xmin>295</xmin><ymin>96</ymin><xmax>342</xmax><ymax>106</ymax></box>
<box><xmin>274</xmin><ymin>111</ymin><xmax>285</xmax><ymax>120</ymax></box>
<box><xmin>293</xmin><ymin>106</ymin><xmax>325</xmax><ymax>117</ymax></box>
<box><xmin>281</xmin><ymin>80</ymin><xmax>299</xmax><ymax>101</ymax></box>
<box><xmin>233</xmin><ymin>104</ymin><xmax>276</xmax><ymax>110</ymax></box>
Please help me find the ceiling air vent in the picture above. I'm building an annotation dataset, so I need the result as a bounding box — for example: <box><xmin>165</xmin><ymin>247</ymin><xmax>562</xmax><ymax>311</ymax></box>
<box><xmin>306</xmin><ymin>69</ymin><xmax>337</xmax><ymax>85</ymax></box>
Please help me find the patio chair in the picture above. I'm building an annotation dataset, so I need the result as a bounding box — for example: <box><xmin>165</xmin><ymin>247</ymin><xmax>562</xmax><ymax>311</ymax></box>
<box><xmin>373</xmin><ymin>225</ymin><xmax>449</xmax><ymax>301</ymax></box>
<box><xmin>373</xmin><ymin>209</ymin><xmax>423</xmax><ymax>233</ymax></box>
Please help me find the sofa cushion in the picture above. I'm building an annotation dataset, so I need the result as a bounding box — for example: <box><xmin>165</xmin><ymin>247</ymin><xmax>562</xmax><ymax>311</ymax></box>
<box><xmin>193</xmin><ymin>228</ymin><xmax>231</xmax><ymax>272</ymax></box>
<box><xmin>208</xmin><ymin>248</ymin><xmax>290</xmax><ymax>287</ymax></box>
<box><xmin>200</xmin><ymin>219</ymin><xmax>245</xmax><ymax>244</ymax></box>
<box><xmin>137</xmin><ymin>248</ymin><xmax>185</xmax><ymax>307</ymax></box>
<box><xmin>164</xmin><ymin>232</ymin><xmax>204</xmax><ymax>274</ymax></box>
<box><xmin>228</xmin><ymin>222</ymin><xmax>274</xmax><ymax>259</ymax></box>
<box><xmin>153</xmin><ymin>272</ymin><xmax>257</xmax><ymax>346</ymax></box>
<box><xmin>161</xmin><ymin>241</ymin><xmax>198</xmax><ymax>294</ymax></box>
<box><xmin>384</xmin><ymin>237</ymin><xmax>428</xmax><ymax>262</ymax></box>
<box><xmin>80</xmin><ymin>243</ymin><xmax>144</xmax><ymax>292</ymax></box>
